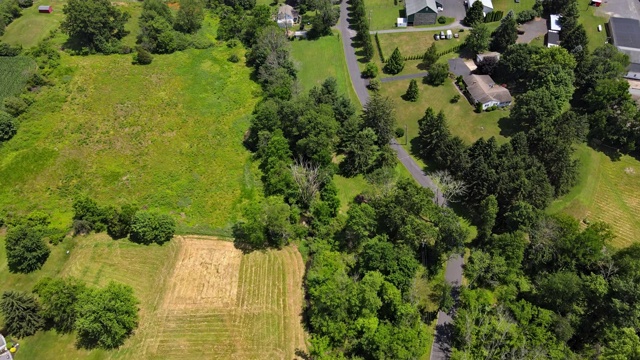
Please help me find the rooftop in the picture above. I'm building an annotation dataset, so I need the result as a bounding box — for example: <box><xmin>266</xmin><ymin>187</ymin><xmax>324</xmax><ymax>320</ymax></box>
<box><xmin>549</xmin><ymin>14</ymin><xmax>561</xmax><ymax>32</ymax></box>
<box><xmin>609</xmin><ymin>17</ymin><xmax>640</xmax><ymax>49</ymax></box>
<box><xmin>406</xmin><ymin>0</ymin><xmax>438</xmax><ymax>15</ymax></box>
<box><xmin>468</xmin><ymin>0</ymin><xmax>494</xmax><ymax>10</ymax></box>
<box><xmin>547</xmin><ymin>31</ymin><xmax>560</xmax><ymax>45</ymax></box>
<box><xmin>463</xmin><ymin>74</ymin><xmax>512</xmax><ymax>104</ymax></box>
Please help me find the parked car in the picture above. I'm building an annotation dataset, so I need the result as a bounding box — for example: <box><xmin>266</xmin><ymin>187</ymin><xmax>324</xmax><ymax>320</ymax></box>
<box><xmin>440</xmin><ymin>31</ymin><xmax>445</xmax><ymax>39</ymax></box>
<box><xmin>434</xmin><ymin>34</ymin><xmax>440</xmax><ymax>40</ymax></box>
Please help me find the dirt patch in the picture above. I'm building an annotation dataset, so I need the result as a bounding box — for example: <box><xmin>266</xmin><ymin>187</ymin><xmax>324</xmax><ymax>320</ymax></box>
<box><xmin>162</xmin><ymin>236</ymin><xmax>242</xmax><ymax>310</ymax></box>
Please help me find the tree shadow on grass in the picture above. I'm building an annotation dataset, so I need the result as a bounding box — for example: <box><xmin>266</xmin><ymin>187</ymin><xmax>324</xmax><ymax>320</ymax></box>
<box><xmin>497</xmin><ymin>115</ymin><xmax>524</xmax><ymax>138</ymax></box>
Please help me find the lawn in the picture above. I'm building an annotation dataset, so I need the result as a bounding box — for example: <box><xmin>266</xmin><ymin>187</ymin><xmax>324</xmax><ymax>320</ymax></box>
<box><xmin>380</xmin><ymin>79</ymin><xmax>508</xmax><ymax>153</ymax></box>
<box><xmin>290</xmin><ymin>32</ymin><xmax>359</xmax><ymax>104</ymax></box>
<box><xmin>0</xmin><ymin>56</ymin><xmax>36</xmax><ymax>104</ymax></box>
<box><xmin>0</xmin><ymin>46</ymin><xmax>261</xmax><ymax>234</ymax></box>
<box><xmin>376</xmin><ymin>29</ymin><xmax>468</xmax><ymax>61</ymax></box>
<box><xmin>492</xmin><ymin>0</ymin><xmax>536</xmax><ymax>14</ymax></box>
<box><xmin>0</xmin><ymin>0</ymin><xmax>67</xmax><ymax>48</ymax></box>
<box><xmin>0</xmin><ymin>234</ymin><xmax>307</xmax><ymax>359</ymax></box>
<box><xmin>548</xmin><ymin>145</ymin><xmax>640</xmax><ymax>248</ymax></box>
<box><xmin>580</xmin><ymin>6</ymin><xmax>608</xmax><ymax>51</ymax></box>
<box><xmin>367</xmin><ymin>0</ymin><xmax>405</xmax><ymax>31</ymax></box>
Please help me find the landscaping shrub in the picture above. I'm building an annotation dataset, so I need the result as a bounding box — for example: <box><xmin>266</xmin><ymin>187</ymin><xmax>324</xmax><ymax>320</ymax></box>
<box><xmin>451</xmin><ymin>94</ymin><xmax>461</xmax><ymax>103</ymax></box>
<box><xmin>395</xmin><ymin>127</ymin><xmax>405</xmax><ymax>138</ymax></box>
<box><xmin>228</xmin><ymin>54</ymin><xmax>240</xmax><ymax>63</ymax></box>
<box><xmin>517</xmin><ymin>9</ymin><xmax>537</xmax><ymax>24</ymax></box>
<box><xmin>368</xmin><ymin>78</ymin><xmax>381</xmax><ymax>91</ymax></box>
<box><xmin>438</xmin><ymin>16</ymin><xmax>446</xmax><ymax>24</ymax></box>
<box><xmin>17</xmin><ymin>0</ymin><xmax>33</xmax><ymax>8</ymax></box>
<box><xmin>129</xmin><ymin>211</ymin><xmax>176</xmax><ymax>245</ymax></box>
<box><xmin>361</xmin><ymin>62</ymin><xmax>379</xmax><ymax>78</ymax></box>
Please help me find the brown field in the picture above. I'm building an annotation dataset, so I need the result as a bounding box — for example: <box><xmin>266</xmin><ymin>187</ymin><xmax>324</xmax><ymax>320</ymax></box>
<box><xmin>11</xmin><ymin>234</ymin><xmax>307</xmax><ymax>359</ymax></box>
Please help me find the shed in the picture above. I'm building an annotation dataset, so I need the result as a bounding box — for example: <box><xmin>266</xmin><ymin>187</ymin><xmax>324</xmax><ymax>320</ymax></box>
<box><xmin>549</xmin><ymin>14</ymin><xmax>561</xmax><ymax>32</ymax></box>
<box><xmin>397</xmin><ymin>17</ymin><xmax>407</xmax><ymax>27</ymax></box>
<box><xmin>463</xmin><ymin>74</ymin><xmax>512</xmax><ymax>110</ymax></box>
<box><xmin>546</xmin><ymin>31</ymin><xmax>560</xmax><ymax>47</ymax></box>
<box><xmin>406</xmin><ymin>0</ymin><xmax>438</xmax><ymax>25</ymax></box>
<box><xmin>468</xmin><ymin>0</ymin><xmax>493</xmax><ymax>14</ymax></box>
<box><xmin>276</xmin><ymin>4</ymin><xmax>299</xmax><ymax>28</ymax></box>
<box><xmin>38</xmin><ymin>5</ymin><xmax>53</xmax><ymax>13</ymax></box>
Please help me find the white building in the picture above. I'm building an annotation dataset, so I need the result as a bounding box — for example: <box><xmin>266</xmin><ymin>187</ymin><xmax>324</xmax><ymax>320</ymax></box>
<box><xmin>468</xmin><ymin>0</ymin><xmax>493</xmax><ymax>14</ymax></box>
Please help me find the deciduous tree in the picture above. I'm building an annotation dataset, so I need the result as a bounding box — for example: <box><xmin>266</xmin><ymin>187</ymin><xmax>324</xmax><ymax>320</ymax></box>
<box><xmin>61</xmin><ymin>0</ymin><xmax>130</xmax><ymax>53</ymax></box>
<box><xmin>5</xmin><ymin>225</ymin><xmax>50</xmax><ymax>273</ymax></box>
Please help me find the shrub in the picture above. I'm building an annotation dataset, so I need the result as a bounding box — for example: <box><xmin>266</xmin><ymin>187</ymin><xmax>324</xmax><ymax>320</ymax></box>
<box><xmin>437</xmin><ymin>16</ymin><xmax>446</xmax><ymax>24</ymax></box>
<box><xmin>451</xmin><ymin>94</ymin><xmax>461</xmax><ymax>103</ymax></box>
<box><xmin>228</xmin><ymin>54</ymin><xmax>239</xmax><ymax>63</ymax></box>
<box><xmin>361</xmin><ymin>62</ymin><xmax>379</xmax><ymax>78</ymax></box>
<box><xmin>129</xmin><ymin>211</ymin><xmax>176</xmax><ymax>245</ymax></box>
<box><xmin>73</xmin><ymin>197</ymin><xmax>109</xmax><ymax>232</ymax></box>
<box><xmin>27</xmin><ymin>73</ymin><xmax>49</xmax><ymax>88</ymax></box>
<box><xmin>17</xmin><ymin>0</ymin><xmax>33</xmax><ymax>8</ymax></box>
<box><xmin>395</xmin><ymin>127</ymin><xmax>405</xmax><ymax>138</ymax></box>
<box><xmin>5</xmin><ymin>225</ymin><xmax>50</xmax><ymax>273</ymax></box>
<box><xmin>475</xmin><ymin>102</ymin><xmax>483</xmax><ymax>113</ymax></box>
<box><xmin>517</xmin><ymin>9</ymin><xmax>537</xmax><ymax>24</ymax></box>
<box><xmin>118</xmin><ymin>45</ymin><xmax>132</xmax><ymax>54</ymax></box>
<box><xmin>0</xmin><ymin>42</ymin><xmax>21</xmax><ymax>56</ymax></box>
<box><xmin>0</xmin><ymin>112</ymin><xmax>16</xmax><ymax>142</ymax></box>
<box><xmin>132</xmin><ymin>47</ymin><xmax>153</xmax><ymax>65</ymax></box>
<box><xmin>3</xmin><ymin>96</ymin><xmax>28</xmax><ymax>117</ymax></box>
<box><xmin>227</xmin><ymin>39</ymin><xmax>239</xmax><ymax>48</ymax></box>
<box><xmin>72</xmin><ymin>220</ymin><xmax>92</xmax><ymax>236</ymax></box>
<box><xmin>368</xmin><ymin>78</ymin><xmax>381</xmax><ymax>92</ymax></box>
<box><xmin>106</xmin><ymin>203</ymin><xmax>138</xmax><ymax>240</ymax></box>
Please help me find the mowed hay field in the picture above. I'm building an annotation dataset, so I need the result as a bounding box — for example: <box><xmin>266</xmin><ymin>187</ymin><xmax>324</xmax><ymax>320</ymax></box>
<box><xmin>0</xmin><ymin>47</ymin><xmax>261</xmax><ymax>233</ymax></box>
<box><xmin>548</xmin><ymin>145</ymin><xmax>640</xmax><ymax>248</ymax></box>
<box><xmin>2</xmin><ymin>235</ymin><xmax>307</xmax><ymax>359</ymax></box>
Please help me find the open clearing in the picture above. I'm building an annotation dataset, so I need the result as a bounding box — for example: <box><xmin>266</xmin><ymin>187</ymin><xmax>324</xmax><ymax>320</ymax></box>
<box><xmin>1</xmin><ymin>235</ymin><xmax>307</xmax><ymax>359</ymax></box>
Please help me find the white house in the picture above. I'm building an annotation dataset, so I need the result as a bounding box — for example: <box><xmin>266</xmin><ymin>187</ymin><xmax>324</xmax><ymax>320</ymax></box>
<box><xmin>463</xmin><ymin>74</ymin><xmax>512</xmax><ymax>110</ymax></box>
<box><xmin>549</xmin><ymin>14</ymin><xmax>562</xmax><ymax>32</ymax></box>
<box><xmin>277</xmin><ymin>5</ymin><xmax>299</xmax><ymax>28</ymax></box>
<box><xmin>468</xmin><ymin>0</ymin><xmax>493</xmax><ymax>14</ymax></box>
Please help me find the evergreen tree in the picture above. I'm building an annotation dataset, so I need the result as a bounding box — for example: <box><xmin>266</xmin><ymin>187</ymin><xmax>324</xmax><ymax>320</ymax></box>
<box><xmin>362</xmin><ymin>36</ymin><xmax>374</xmax><ymax>61</ymax></box>
<box><xmin>0</xmin><ymin>291</ymin><xmax>44</xmax><ymax>338</ymax></box>
<box><xmin>491</xmin><ymin>11</ymin><xmax>517</xmax><ymax>52</ymax></box>
<box><xmin>361</xmin><ymin>94</ymin><xmax>396</xmax><ymax>146</ymax></box>
<box><xmin>341</xmin><ymin>127</ymin><xmax>379</xmax><ymax>176</ymax></box>
<box><xmin>404</xmin><ymin>79</ymin><xmax>419</xmax><ymax>102</ymax></box>
<box><xmin>464</xmin><ymin>0</ymin><xmax>485</xmax><ymax>26</ymax></box>
<box><xmin>422</xmin><ymin>42</ymin><xmax>439</xmax><ymax>69</ymax></box>
<box><xmin>417</xmin><ymin>107</ymin><xmax>450</xmax><ymax>161</ymax></box>
<box><xmin>384</xmin><ymin>47</ymin><xmax>404</xmax><ymax>75</ymax></box>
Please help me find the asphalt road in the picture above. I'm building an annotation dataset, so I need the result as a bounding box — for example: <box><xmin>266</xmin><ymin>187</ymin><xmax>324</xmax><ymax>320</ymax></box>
<box><xmin>337</xmin><ymin>3</ymin><xmax>462</xmax><ymax>359</ymax></box>
<box><xmin>380</xmin><ymin>72</ymin><xmax>429</xmax><ymax>82</ymax></box>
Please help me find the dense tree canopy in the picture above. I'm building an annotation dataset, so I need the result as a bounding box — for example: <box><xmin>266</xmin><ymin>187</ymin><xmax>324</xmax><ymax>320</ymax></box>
<box><xmin>5</xmin><ymin>225</ymin><xmax>50</xmax><ymax>273</ymax></box>
<box><xmin>34</xmin><ymin>277</ymin><xmax>87</xmax><ymax>333</ymax></box>
<box><xmin>61</xmin><ymin>0</ymin><xmax>130</xmax><ymax>53</ymax></box>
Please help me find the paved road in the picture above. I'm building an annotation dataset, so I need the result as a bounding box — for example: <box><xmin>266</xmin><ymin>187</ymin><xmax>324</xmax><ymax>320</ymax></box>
<box><xmin>370</xmin><ymin>21</ymin><xmax>469</xmax><ymax>34</ymax></box>
<box><xmin>337</xmin><ymin>4</ymin><xmax>462</xmax><ymax>359</ymax></box>
<box><xmin>381</xmin><ymin>72</ymin><xmax>429</xmax><ymax>83</ymax></box>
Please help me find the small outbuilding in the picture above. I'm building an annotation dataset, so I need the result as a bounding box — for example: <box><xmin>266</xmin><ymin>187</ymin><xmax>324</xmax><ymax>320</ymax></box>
<box><xmin>405</xmin><ymin>0</ymin><xmax>438</xmax><ymax>25</ymax></box>
<box><xmin>38</xmin><ymin>5</ymin><xmax>53</xmax><ymax>13</ymax></box>
<box><xmin>397</xmin><ymin>17</ymin><xmax>407</xmax><ymax>27</ymax></box>
<box><xmin>463</xmin><ymin>74</ymin><xmax>512</xmax><ymax>110</ymax></box>
<box><xmin>546</xmin><ymin>31</ymin><xmax>560</xmax><ymax>47</ymax></box>
<box><xmin>475</xmin><ymin>51</ymin><xmax>500</xmax><ymax>64</ymax></box>
<box><xmin>549</xmin><ymin>14</ymin><xmax>562</xmax><ymax>32</ymax></box>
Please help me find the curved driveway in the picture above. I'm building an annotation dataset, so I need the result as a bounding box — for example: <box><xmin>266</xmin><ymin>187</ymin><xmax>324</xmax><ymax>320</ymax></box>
<box><xmin>337</xmin><ymin>2</ymin><xmax>463</xmax><ymax>359</ymax></box>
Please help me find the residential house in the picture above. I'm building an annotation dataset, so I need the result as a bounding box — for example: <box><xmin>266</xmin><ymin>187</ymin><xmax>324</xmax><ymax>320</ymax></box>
<box><xmin>277</xmin><ymin>5</ymin><xmax>299</xmax><ymax>28</ymax></box>
<box><xmin>475</xmin><ymin>51</ymin><xmax>500</xmax><ymax>63</ymax></box>
<box><xmin>405</xmin><ymin>0</ymin><xmax>438</xmax><ymax>25</ymax></box>
<box><xmin>468</xmin><ymin>0</ymin><xmax>493</xmax><ymax>15</ymax></box>
<box><xmin>607</xmin><ymin>17</ymin><xmax>640</xmax><ymax>80</ymax></box>
<box><xmin>463</xmin><ymin>74</ymin><xmax>512</xmax><ymax>110</ymax></box>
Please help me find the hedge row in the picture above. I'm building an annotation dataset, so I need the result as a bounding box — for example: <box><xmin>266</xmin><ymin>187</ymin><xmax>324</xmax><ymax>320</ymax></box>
<box><xmin>375</xmin><ymin>32</ymin><xmax>386</xmax><ymax>63</ymax></box>
<box><xmin>484</xmin><ymin>11</ymin><xmax>504</xmax><ymax>23</ymax></box>
<box><xmin>398</xmin><ymin>44</ymin><xmax>463</xmax><ymax>63</ymax></box>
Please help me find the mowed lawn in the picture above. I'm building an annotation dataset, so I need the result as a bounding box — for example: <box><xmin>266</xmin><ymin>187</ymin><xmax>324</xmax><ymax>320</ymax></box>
<box><xmin>548</xmin><ymin>145</ymin><xmax>640</xmax><ymax>248</ymax></box>
<box><xmin>0</xmin><ymin>47</ymin><xmax>261</xmax><ymax>233</ymax></box>
<box><xmin>366</xmin><ymin>0</ymin><xmax>405</xmax><ymax>30</ymax></box>
<box><xmin>290</xmin><ymin>33</ymin><xmax>359</xmax><ymax>103</ymax></box>
<box><xmin>0</xmin><ymin>234</ymin><xmax>307</xmax><ymax>359</ymax></box>
<box><xmin>380</xmin><ymin>79</ymin><xmax>508</xmax><ymax>151</ymax></box>
<box><xmin>0</xmin><ymin>0</ymin><xmax>67</xmax><ymax>48</ymax></box>
<box><xmin>0</xmin><ymin>56</ymin><xmax>36</xmax><ymax>103</ymax></box>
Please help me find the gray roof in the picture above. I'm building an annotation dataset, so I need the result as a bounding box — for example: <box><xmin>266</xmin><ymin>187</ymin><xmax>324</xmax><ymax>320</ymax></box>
<box><xmin>406</xmin><ymin>0</ymin><xmax>438</xmax><ymax>15</ymax></box>
<box><xmin>609</xmin><ymin>17</ymin><xmax>640</xmax><ymax>49</ymax></box>
<box><xmin>547</xmin><ymin>31</ymin><xmax>560</xmax><ymax>45</ymax></box>
<box><xmin>448</xmin><ymin>58</ymin><xmax>471</xmax><ymax>76</ymax></box>
<box><xmin>463</xmin><ymin>74</ymin><xmax>512</xmax><ymax>104</ymax></box>
<box><xmin>38</xmin><ymin>5</ymin><xmax>51</xmax><ymax>10</ymax></box>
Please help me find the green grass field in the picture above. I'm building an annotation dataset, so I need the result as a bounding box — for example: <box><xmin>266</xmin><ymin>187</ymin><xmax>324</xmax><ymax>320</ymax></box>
<box><xmin>0</xmin><ymin>234</ymin><xmax>307</xmax><ymax>359</ymax></box>
<box><xmin>376</xmin><ymin>29</ymin><xmax>468</xmax><ymax>61</ymax></box>
<box><xmin>0</xmin><ymin>56</ymin><xmax>36</xmax><ymax>104</ymax></box>
<box><xmin>0</xmin><ymin>46</ymin><xmax>261</xmax><ymax>233</ymax></box>
<box><xmin>492</xmin><ymin>0</ymin><xmax>536</xmax><ymax>14</ymax></box>
<box><xmin>290</xmin><ymin>32</ymin><xmax>359</xmax><ymax>103</ymax></box>
<box><xmin>548</xmin><ymin>145</ymin><xmax>640</xmax><ymax>248</ymax></box>
<box><xmin>381</xmin><ymin>79</ymin><xmax>508</xmax><ymax>149</ymax></box>
<box><xmin>0</xmin><ymin>0</ymin><xmax>67</xmax><ymax>48</ymax></box>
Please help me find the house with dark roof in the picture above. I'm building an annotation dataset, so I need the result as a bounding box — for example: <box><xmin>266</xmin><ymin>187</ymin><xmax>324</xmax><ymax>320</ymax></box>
<box><xmin>607</xmin><ymin>17</ymin><xmax>640</xmax><ymax>79</ymax></box>
<box><xmin>547</xmin><ymin>31</ymin><xmax>560</xmax><ymax>47</ymax></box>
<box><xmin>405</xmin><ymin>0</ymin><xmax>438</xmax><ymax>25</ymax></box>
<box><xmin>463</xmin><ymin>74</ymin><xmax>512</xmax><ymax>110</ymax></box>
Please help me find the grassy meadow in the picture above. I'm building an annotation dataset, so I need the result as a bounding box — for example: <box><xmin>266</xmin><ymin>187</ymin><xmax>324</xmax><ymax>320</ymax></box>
<box><xmin>290</xmin><ymin>33</ymin><xmax>359</xmax><ymax>103</ymax></box>
<box><xmin>0</xmin><ymin>56</ymin><xmax>36</xmax><ymax>104</ymax></box>
<box><xmin>0</xmin><ymin>47</ymin><xmax>261</xmax><ymax>234</ymax></box>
